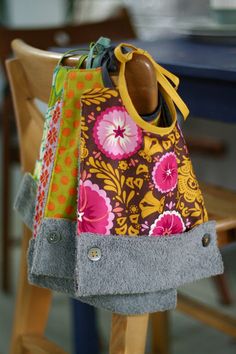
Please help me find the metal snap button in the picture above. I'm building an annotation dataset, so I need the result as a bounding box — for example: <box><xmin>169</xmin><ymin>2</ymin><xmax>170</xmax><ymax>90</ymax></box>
<box><xmin>47</xmin><ymin>232</ymin><xmax>61</xmax><ymax>244</ymax></box>
<box><xmin>202</xmin><ymin>233</ymin><xmax>211</xmax><ymax>247</ymax></box>
<box><xmin>88</xmin><ymin>247</ymin><xmax>102</xmax><ymax>262</ymax></box>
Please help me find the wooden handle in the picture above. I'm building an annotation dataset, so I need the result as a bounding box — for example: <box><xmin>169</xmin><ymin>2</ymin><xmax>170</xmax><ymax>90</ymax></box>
<box><xmin>82</xmin><ymin>52</ymin><xmax>158</xmax><ymax>116</ymax></box>
<box><xmin>125</xmin><ymin>53</ymin><xmax>158</xmax><ymax>115</ymax></box>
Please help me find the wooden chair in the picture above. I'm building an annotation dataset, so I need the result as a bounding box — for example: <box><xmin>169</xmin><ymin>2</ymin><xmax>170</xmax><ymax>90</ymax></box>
<box><xmin>7</xmin><ymin>38</ymin><xmax>236</xmax><ymax>354</ymax></box>
<box><xmin>6</xmin><ymin>39</ymin><xmax>148</xmax><ymax>354</ymax></box>
<box><xmin>0</xmin><ymin>7</ymin><xmax>136</xmax><ymax>293</ymax></box>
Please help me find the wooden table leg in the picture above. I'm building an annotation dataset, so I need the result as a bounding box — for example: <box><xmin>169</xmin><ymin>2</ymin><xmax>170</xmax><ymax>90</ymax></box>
<box><xmin>109</xmin><ymin>313</ymin><xmax>149</xmax><ymax>354</ymax></box>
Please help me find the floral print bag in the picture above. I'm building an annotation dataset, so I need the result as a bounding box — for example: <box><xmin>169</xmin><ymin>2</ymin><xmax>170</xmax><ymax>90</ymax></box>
<box><xmin>16</xmin><ymin>42</ymin><xmax>223</xmax><ymax>315</ymax></box>
<box><xmin>78</xmin><ymin>44</ymin><xmax>207</xmax><ymax>236</ymax></box>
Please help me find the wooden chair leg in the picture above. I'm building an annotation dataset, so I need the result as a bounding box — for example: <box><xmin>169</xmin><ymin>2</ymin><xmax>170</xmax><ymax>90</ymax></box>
<box><xmin>10</xmin><ymin>226</ymin><xmax>53</xmax><ymax>354</ymax></box>
<box><xmin>213</xmin><ymin>230</ymin><xmax>233</xmax><ymax>305</ymax></box>
<box><xmin>151</xmin><ymin>311</ymin><xmax>170</xmax><ymax>354</ymax></box>
<box><xmin>2</xmin><ymin>92</ymin><xmax>11</xmax><ymax>293</ymax></box>
<box><xmin>177</xmin><ymin>293</ymin><xmax>236</xmax><ymax>338</ymax></box>
<box><xmin>109</xmin><ymin>313</ymin><xmax>149</xmax><ymax>354</ymax></box>
<box><xmin>213</xmin><ymin>274</ymin><xmax>233</xmax><ymax>305</ymax></box>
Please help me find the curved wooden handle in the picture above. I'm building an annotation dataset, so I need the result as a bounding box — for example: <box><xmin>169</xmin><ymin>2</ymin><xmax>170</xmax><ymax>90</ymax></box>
<box><xmin>125</xmin><ymin>53</ymin><xmax>158</xmax><ymax>115</ymax></box>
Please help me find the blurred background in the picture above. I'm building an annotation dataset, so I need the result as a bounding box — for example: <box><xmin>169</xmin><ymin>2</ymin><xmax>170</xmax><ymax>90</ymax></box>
<box><xmin>0</xmin><ymin>1</ymin><xmax>236</xmax><ymax>353</ymax></box>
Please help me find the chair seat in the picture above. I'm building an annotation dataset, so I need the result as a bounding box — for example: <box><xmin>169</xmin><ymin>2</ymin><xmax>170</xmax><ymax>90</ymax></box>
<box><xmin>201</xmin><ymin>182</ymin><xmax>236</xmax><ymax>218</ymax></box>
<box><xmin>200</xmin><ymin>182</ymin><xmax>236</xmax><ymax>244</ymax></box>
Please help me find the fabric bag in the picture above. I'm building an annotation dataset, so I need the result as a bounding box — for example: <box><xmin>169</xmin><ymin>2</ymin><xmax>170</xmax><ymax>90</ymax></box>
<box><xmin>14</xmin><ymin>38</ymin><xmax>114</xmax><ymax>230</ymax></box>
<box><xmin>15</xmin><ymin>42</ymin><xmax>223</xmax><ymax>315</ymax></box>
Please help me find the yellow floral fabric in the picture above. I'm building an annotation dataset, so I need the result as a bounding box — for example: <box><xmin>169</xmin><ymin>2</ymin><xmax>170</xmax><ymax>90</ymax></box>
<box><xmin>75</xmin><ymin>88</ymin><xmax>208</xmax><ymax>236</ymax></box>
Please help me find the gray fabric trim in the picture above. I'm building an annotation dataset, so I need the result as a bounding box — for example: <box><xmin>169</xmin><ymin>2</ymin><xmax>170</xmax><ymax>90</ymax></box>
<box><xmin>76</xmin><ymin>220</ymin><xmax>223</xmax><ymax>296</ymax></box>
<box><xmin>27</xmin><ymin>218</ymin><xmax>223</xmax><ymax>314</ymax></box>
<box><xmin>28</xmin><ymin>231</ymin><xmax>176</xmax><ymax>314</ymax></box>
<box><xmin>28</xmin><ymin>237</ymin><xmax>76</xmax><ymax>296</ymax></box>
<box><xmin>31</xmin><ymin>218</ymin><xmax>77</xmax><ymax>279</ymax></box>
<box><xmin>78</xmin><ymin>289</ymin><xmax>177</xmax><ymax>314</ymax></box>
<box><xmin>13</xmin><ymin>173</ymin><xmax>37</xmax><ymax>230</ymax></box>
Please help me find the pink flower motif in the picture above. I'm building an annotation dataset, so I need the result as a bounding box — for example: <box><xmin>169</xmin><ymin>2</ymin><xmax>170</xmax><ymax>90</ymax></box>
<box><xmin>152</xmin><ymin>152</ymin><xmax>178</xmax><ymax>193</ymax></box>
<box><xmin>52</xmin><ymin>101</ymin><xmax>61</xmax><ymax>124</ymax></box>
<box><xmin>93</xmin><ymin>106</ymin><xmax>142</xmax><ymax>160</ymax></box>
<box><xmin>77</xmin><ymin>180</ymin><xmax>114</xmax><ymax>235</ymax></box>
<box><xmin>166</xmin><ymin>200</ymin><xmax>176</xmax><ymax>210</ymax></box>
<box><xmin>149</xmin><ymin>211</ymin><xmax>185</xmax><ymax>236</ymax></box>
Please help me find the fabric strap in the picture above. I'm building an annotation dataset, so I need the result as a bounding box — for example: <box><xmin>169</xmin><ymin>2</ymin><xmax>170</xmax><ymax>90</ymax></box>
<box><xmin>58</xmin><ymin>37</ymin><xmax>113</xmax><ymax>69</ymax></box>
<box><xmin>86</xmin><ymin>37</ymin><xmax>112</xmax><ymax>69</ymax></box>
<box><xmin>58</xmin><ymin>49</ymin><xmax>89</xmax><ymax>68</ymax></box>
<box><xmin>114</xmin><ymin>43</ymin><xmax>189</xmax><ymax>120</ymax></box>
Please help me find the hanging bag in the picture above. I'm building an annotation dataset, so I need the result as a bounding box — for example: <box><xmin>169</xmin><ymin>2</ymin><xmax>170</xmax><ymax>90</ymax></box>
<box><xmin>15</xmin><ymin>42</ymin><xmax>223</xmax><ymax>315</ymax></box>
<box><xmin>14</xmin><ymin>38</ymin><xmax>114</xmax><ymax>231</ymax></box>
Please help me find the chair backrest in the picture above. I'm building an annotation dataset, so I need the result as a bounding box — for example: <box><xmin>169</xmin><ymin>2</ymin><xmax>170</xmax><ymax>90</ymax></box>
<box><xmin>0</xmin><ymin>8</ymin><xmax>136</xmax><ymax>74</ymax></box>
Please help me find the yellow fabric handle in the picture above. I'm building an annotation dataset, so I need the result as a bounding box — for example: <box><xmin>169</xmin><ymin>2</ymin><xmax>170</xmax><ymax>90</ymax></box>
<box><xmin>114</xmin><ymin>43</ymin><xmax>189</xmax><ymax>120</ymax></box>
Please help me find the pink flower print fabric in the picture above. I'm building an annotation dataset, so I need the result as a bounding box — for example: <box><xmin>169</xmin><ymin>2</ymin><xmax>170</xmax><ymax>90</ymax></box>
<box><xmin>78</xmin><ymin>88</ymin><xmax>208</xmax><ymax>237</ymax></box>
<box><xmin>93</xmin><ymin>106</ymin><xmax>142</xmax><ymax>160</ymax></box>
<box><xmin>149</xmin><ymin>211</ymin><xmax>185</xmax><ymax>236</ymax></box>
<box><xmin>78</xmin><ymin>180</ymin><xmax>114</xmax><ymax>235</ymax></box>
<box><xmin>152</xmin><ymin>152</ymin><xmax>178</xmax><ymax>193</ymax></box>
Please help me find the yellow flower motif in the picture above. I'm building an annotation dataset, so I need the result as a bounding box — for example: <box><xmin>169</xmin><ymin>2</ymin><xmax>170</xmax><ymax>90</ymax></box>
<box><xmin>81</xmin><ymin>88</ymin><xmax>118</xmax><ymax>105</ymax></box>
<box><xmin>80</xmin><ymin>116</ymin><xmax>87</xmax><ymax>130</ymax></box>
<box><xmin>80</xmin><ymin>137</ymin><xmax>88</xmax><ymax>159</ymax></box>
<box><xmin>128</xmin><ymin>225</ymin><xmax>140</xmax><ymax>235</ymax></box>
<box><xmin>178</xmin><ymin>157</ymin><xmax>201</xmax><ymax>203</ymax></box>
<box><xmin>139</xmin><ymin>136</ymin><xmax>163</xmax><ymax>162</ymax></box>
<box><xmin>177</xmin><ymin>157</ymin><xmax>208</xmax><ymax>223</ymax></box>
<box><xmin>81</xmin><ymin>147</ymin><xmax>88</xmax><ymax>159</ymax></box>
<box><xmin>139</xmin><ymin>191</ymin><xmax>165</xmax><ymax>218</ymax></box>
<box><xmin>118</xmin><ymin>160</ymin><xmax>129</xmax><ymax>171</ymax></box>
<box><xmin>129</xmin><ymin>205</ymin><xmax>138</xmax><ymax>214</ymax></box>
<box><xmin>80</xmin><ymin>116</ymin><xmax>89</xmax><ymax>139</ymax></box>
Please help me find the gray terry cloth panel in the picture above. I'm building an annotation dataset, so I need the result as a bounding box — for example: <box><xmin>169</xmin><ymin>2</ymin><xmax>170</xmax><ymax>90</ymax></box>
<box><xmin>13</xmin><ymin>173</ymin><xmax>37</xmax><ymax>231</ymax></box>
<box><xmin>76</xmin><ymin>220</ymin><xmax>223</xmax><ymax>296</ymax></box>
<box><xmin>30</xmin><ymin>218</ymin><xmax>223</xmax><ymax>296</ymax></box>
<box><xmin>76</xmin><ymin>289</ymin><xmax>177</xmax><ymax>314</ymax></box>
<box><xmin>28</xmin><ymin>235</ymin><xmax>177</xmax><ymax>314</ymax></box>
<box><xmin>28</xmin><ymin>237</ymin><xmax>76</xmax><ymax>295</ymax></box>
<box><xmin>31</xmin><ymin>218</ymin><xmax>77</xmax><ymax>279</ymax></box>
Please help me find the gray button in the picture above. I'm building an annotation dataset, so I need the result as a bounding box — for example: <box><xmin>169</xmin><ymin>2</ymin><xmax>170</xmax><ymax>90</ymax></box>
<box><xmin>47</xmin><ymin>232</ymin><xmax>61</xmax><ymax>244</ymax></box>
<box><xmin>202</xmin><ymin>233</ymin><xmax>211</xmax><ymax>247</ymax></box>
<box><xmin>88</xmin><ymin>247</ymin><xmax>102</xmax><ymax>261</ymax></box>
